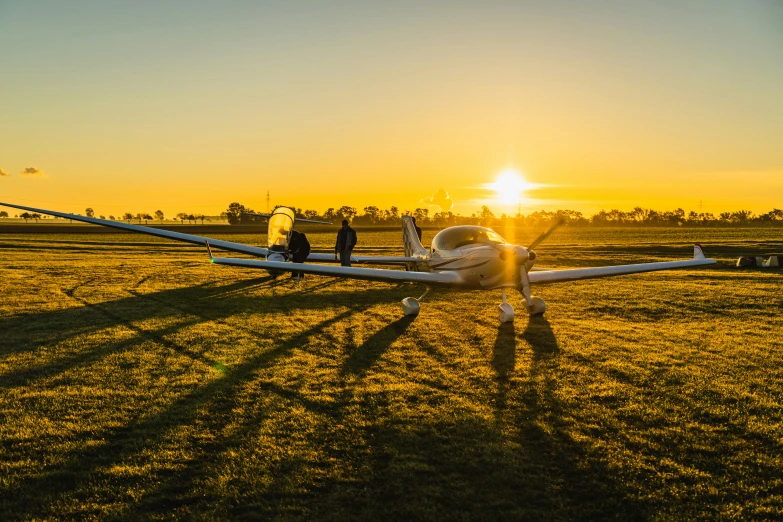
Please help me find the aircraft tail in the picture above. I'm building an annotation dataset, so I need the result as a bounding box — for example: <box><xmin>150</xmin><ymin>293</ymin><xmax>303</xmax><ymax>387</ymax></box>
<box><xmin>402</xmin><ymin>216</ymin><xmax>428</xmax><ymax>257</ymax></box>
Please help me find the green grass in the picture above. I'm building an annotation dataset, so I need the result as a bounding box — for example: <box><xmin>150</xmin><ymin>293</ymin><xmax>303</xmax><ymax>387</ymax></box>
<box><xmin>1</xmin><ymin>227</ymin><xmax>782</xmax><ymax>520</ymax></box>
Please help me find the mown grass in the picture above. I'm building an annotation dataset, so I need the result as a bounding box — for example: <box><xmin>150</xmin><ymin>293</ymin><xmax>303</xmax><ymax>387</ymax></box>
<box><xmin>1</xmin><ymin>227</ymin><xmax>782</xmax><ymax>520</ymax></box>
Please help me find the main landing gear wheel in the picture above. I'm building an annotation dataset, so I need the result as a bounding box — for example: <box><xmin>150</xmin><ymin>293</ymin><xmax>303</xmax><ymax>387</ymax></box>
<box><xmin>401</xmin><ymin>297</ymin><xmax>420</xmax><ymax>316</ymax></box>
<box><xmin>527</xmin><ymin>296</ymin><xmax>547</xmax><ymax>316</ymax></box>
<box><xmin>401</xmin><ymin>288</ymin><xmax>430</xmax><ymax>317</ymax></box>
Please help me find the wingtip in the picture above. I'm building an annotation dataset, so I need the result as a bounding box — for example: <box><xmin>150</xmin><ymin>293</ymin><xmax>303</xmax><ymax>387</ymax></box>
<box><xmin>694</xmin><ymin>243</ymin><xmax>706</xmax><ymax>260</ymax></box>
<box><xmin>205</xmin><ymin>240</ymin><xmax>214</xmax><ymax>261</ymax></box>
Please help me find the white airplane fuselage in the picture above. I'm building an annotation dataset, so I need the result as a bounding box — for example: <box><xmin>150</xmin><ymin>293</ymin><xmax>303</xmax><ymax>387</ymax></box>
<box><xmin>408</xmin><ymin>246</ymin><xmax>520</xmax><ymax>290</ymax></box>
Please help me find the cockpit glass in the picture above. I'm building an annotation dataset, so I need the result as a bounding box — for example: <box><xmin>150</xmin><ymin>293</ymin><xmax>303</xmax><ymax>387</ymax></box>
<box><xmin>267</xmin><ymin>207</ymin><xmax>295</xmax><ymax>251</ymax></box>
<box><xmin>432</xmin><ymin>226</ymin><xmax>507</xmax><ymax>251</ymax></box>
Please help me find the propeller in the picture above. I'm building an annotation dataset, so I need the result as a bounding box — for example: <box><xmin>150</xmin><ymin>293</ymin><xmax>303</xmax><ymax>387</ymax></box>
<box><xmin>527</xmin><ymin>216</ymin><xmax>565</xmax><ymax>251</ymax></box>
<box><xmin>495</xmin><ymin>217</ymin><xmax>565</xmax><ymax>289</ymax></box>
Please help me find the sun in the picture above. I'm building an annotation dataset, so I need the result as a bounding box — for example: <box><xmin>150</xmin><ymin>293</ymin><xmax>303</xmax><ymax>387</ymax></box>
<box><xmin>489</xmin><ymin>168</ymin><xmax>534</xmax><ymax>206</ymax></box>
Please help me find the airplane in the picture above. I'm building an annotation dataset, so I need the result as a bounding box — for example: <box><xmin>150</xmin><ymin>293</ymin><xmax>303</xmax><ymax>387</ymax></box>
<box><xmin>0</xmin><ymin>201</ymin><xmax>716</xmax><ymax>323</ymax></box>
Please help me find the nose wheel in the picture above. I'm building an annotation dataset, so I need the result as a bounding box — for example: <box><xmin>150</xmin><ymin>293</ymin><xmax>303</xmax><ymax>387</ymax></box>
<box><xmin>498</xmin><ymin>288</ymin><xmax>515</xmax><ymax>323</ymax></box>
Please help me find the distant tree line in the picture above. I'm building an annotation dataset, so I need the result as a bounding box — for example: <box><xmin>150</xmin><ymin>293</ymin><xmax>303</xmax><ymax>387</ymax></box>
<box><xmin>223</xmin><ymin>202</ymin><xmax>783</xmax><ymax>228</ymax></box>
<box><xmin>5</xmin><ymin>204</ymin><xmax>781</xmax><ymax>228</ymax></box>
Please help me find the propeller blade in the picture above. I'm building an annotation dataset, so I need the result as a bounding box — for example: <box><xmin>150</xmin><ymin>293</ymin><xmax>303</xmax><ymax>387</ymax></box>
<box><xmin>528</xmin><ymin>217</ymin><xmax>564</xmax><ymax>250</ymax></box>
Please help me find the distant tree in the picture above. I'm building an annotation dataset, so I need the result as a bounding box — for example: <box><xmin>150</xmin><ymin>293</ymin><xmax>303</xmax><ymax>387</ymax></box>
<box><xmin>31</xmin><ymin>213</ymin><xmax>41</xmax><ymax>222</ymax></box>
<box><xmin>303</xmin><ymin>209</ymin><xmax>321</xmax><ymax>221</ymax></box>
<box><xmin>323</xmin><ymin>208</ymin><xmax>336</xmax><ymax>221</ymax></box>
<box><xmin>109</xmin><ymin>215</ymin><xmax>115</xmax><ymax>220</ymax></box>
<box><xmin>123</xmin><ymin>212</ymin><xmax>133</xmax><ymax>223</ymax></box>
<box><xmin>99</xmin><ymin>215</ymin><xmax>105</xmax><ymax>220</ymax></box>
<box><xmin>337</xmin><ymin>206</ymin><xmax>357</xmax><ymax>222</ymax></box>
<box><xmin>413</xmin><ymin>208</ymin><xmax>429</xmax><ymax>224</ymax></box>
<box><xmin>20</xmin><ymin>212</ymin><xmax>31</xmax><ymax>222</ymax></box>
<box><xmin>176</xmin><ymin>212</ymin><xmax>188</xmax><ymax>224</ymax></box>
<box><xmin>141</xmin><ymin>213</ymin><xmax>153</xmax><ymax>224</ymax></box>
<box><xmin>187</xmin><ymin>213</ymin><xmax>196</xmax><ymax>224</ymax></box>
<box><xmin>154</xmin><ymin>210</ymin><xmax>165</xmax><ymax>223</ymax></box>
<box><xmin>85</xmin><ymin>207</ymin><xmax>95</xmax><ymax>218</ymax></box>
<box><xmin>224</xmin><ymin>203</ymin><xmax>248</xmax><ymax>225</ymax></box>
<box><xmin>363</xmin><ymin>206</ymin><xmax>380</xmax><ymax>224</ymax></box>
<box><xmin>760</xmin><ymin>208</ymin><xmax>783</xmax><ymax>224</ymax></box>
<box><xmin>479</xmin><ymin>206</ymin><xmax>495</xmax><ymax>225</ymax></box>
<box><xmin>0</xmin><ymin>211</ymin><xmax>8</xmax><ymax>218</ymax></box>
<box><xmin>730</xmin><ymin>210</ymin><xmax>754</xmax><ymax>225</ymax></box>
<box><xmin>196</xmin><ymin>214</ymin><xmax>206</xmax><ymax>224</ymax></box>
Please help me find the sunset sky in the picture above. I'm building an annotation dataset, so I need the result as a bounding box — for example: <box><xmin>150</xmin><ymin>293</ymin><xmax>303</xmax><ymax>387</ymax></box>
<box><xmin>1</xmin><ymin>1</ymin><xmax>782</xmax><ymax>217</ymax></box>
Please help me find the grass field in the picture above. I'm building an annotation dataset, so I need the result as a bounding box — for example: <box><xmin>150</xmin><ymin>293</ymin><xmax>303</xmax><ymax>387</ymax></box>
<box><xmin>1</xmin><ymin>225</ymin><xmax>782</xmax><ymax>520</ymax></box>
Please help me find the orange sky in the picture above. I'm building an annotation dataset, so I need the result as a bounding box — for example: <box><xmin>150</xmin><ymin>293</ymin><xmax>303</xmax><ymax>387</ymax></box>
<box><xmin>1</xmin><ymin>1</ymin><xmax>782</xmax><ymax>218</ymax></box>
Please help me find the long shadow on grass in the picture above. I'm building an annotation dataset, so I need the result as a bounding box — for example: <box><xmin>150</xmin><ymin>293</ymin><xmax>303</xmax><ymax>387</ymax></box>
<box><xmin>0</xmin><ymin>301</ymin><xmax>374</xmax><ymax>520</ymax></box>
<box><xmin>491</xmin><ymin>322</ymin><xmax>516</xmax><ymax>412</ymax></box>
<box><xmin>512</xmin><ymin>316</ymin><xmax>650</xmax><ymax>518</ymax></box>
<box><xmin>0</xmin><ymin>276</ymin><xmax>413</xmax><ymax>390</ymax></box>
<box><xmin>341</xmin><ymin>316</ymin><xmax>415</xmax><ymax>377</ymax></box>
<box><xmin>412</xmin><ymin>315</ymin><xmax>651</xmax><ymax>519</ymax></box>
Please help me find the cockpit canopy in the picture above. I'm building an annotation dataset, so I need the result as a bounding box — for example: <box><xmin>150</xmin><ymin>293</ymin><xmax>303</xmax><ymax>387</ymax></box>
<box><xmin>267</xmin><ymin>207</ymin><xmax>295</xmax><ymax>251</ymax></box>
<box><xmin>431</xmin><ymin>226</ymin><xmax>507</xmax><ymax>252</ymax></box>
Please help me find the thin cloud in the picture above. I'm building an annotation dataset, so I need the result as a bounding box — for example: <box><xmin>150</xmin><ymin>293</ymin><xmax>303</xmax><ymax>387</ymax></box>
<box><xmin>421</xmin><ymin>188</ymin><xmax>453</xmax><ymax>212</ymax></box>
<box><xmin>0</xmin><ymin>168</ymin><xmax>8</xmax><ymax>177</ymax></box>
<box><xmin>21</xmin><ymin>167</ymin><xmax>47</xmax><ymax>178</ymax></box>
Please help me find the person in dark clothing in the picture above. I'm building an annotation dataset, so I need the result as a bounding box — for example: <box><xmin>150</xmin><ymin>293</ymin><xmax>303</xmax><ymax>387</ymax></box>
<box><xmin>335</xmin><ymin>219</ymin><xmax>357</xmax><ymax>266</ymax></box>
<box><xmin>288</xmin><ymin>230</ymin><xmax>311</xmax><ymax>280</ymax></box>
<box><xmin>411</xmin><ymin>217</ymin><xmax>423</xmax><ymax>242</ymax></box>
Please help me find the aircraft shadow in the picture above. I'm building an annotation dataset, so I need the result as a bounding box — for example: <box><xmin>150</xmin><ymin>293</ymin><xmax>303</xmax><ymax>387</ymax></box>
<box><xmin>341</xmin><ymin>315</ymin><xmax>415</xmax><ymax>377</ymax></box>
<box><xmin>2</xmin><ymin>281</ymin><xmax>650</xmax><ymax>520</ymax></box>
<box><xmin>0</xmin><ymin>276</ymin><xmax>412</xmax><ymax>390</ymax></box>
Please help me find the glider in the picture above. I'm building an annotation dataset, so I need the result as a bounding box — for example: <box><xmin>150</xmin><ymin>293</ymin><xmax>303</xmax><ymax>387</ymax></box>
<box><xmin>0</xmin><ymin>202</ymin><xmax>716</xmax><ymax>322</ymax></box>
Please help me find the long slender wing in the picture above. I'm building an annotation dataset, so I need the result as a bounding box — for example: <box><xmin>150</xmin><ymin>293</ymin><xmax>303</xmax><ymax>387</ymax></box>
<box><xmin>208</xmin><ymin>253</ymin><xmax>461</xmax><ymax>286</ymax></box>
<box><xmin>528</xmin><ymin>245</ymin><xmax>716</xmax><ymax>284</ymax></box>
<box><xmin>0</xmin><ymin>202</ymin><xmax>269</xmax><ymax>257</ymax></box>
<box><xmin>1</xmin><ymin>202</ymin><xmax>419</xmax><ymax>265</ymax></box>
<box><xmin>304</xmin><ymin>252</ymin><xmax>419</xmax><ymax>264</ymax></box>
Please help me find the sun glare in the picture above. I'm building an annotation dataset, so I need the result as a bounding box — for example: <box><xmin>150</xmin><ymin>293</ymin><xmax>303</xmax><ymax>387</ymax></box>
<box><xmin>489</xmin><ymin>168</ymin><xmax>533</xmax><ymax>206</ymax></box>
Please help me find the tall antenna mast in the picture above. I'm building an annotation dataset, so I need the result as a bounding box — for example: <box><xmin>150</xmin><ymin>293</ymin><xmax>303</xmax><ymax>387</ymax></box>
<box><xmin>266</xmin><ymin>191</ymin><xmax>270</xmax><ymax>213</ymax></box>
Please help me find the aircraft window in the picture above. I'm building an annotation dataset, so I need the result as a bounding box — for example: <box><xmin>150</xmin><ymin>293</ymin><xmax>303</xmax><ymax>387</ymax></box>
<box><xmin>432</xmin><ymin>227</ymin><xmax>506</xmax><ymax>251</ymax></box>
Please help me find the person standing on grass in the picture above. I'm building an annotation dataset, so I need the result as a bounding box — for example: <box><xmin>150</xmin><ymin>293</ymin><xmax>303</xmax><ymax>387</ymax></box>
<box><xmin>335</xmin><ymin>219</ymin><xmax>357</xmax><ymax>267</ymax></box>
<box><xmin>288</xmin><ymin>230</ymin><xmax>311</xmax><ymax>280</ymax></box>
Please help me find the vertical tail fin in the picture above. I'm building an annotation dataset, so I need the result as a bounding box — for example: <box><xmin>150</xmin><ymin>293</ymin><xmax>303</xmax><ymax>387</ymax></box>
<box><xmin>402</xmin><ymin>216</ymin><xmax>428</xmax><ymax>257</ymax></box>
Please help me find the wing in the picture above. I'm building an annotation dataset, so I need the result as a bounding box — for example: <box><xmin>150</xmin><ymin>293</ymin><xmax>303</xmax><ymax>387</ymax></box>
<box><xmin>528</xmin><ymin>244</ymin><xmax>716</xmax><ymax>284</ymax></box>
<box><xmin>304</xmin><ymin>252</ymin><xmax>419</xmax><ymax>265</ymax></box>
<box><xmin>1</xmin><ymin>201</ymin><xmax>419</xmax><ymax>265</ymax></box>
<box><xmin>206</xmin><ymin>247</ymin><xmax>460</xmax><ymax>286</ymax></box>
<box><xmin>0</xmin><ymin>202</ymin><xmax>268</xmax><ymax>257</ymax></box>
